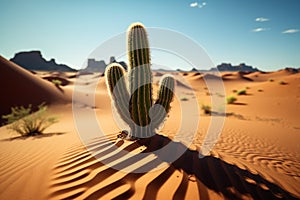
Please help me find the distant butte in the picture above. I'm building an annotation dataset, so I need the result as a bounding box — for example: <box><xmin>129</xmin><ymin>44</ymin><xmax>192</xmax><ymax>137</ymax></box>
<box><xmin>211</xmin><ymin>63</ymin><xmax>260</xmax><ymax>72</ymax></box>
<box><xmin>84</xmin><ymin>56</ymin><xmax>127</xmax><ymax>73</ymax></box>
<box><xmin>10</xmin><ymin>51</ymin><xmax>77</xmax><ymax>72</ymax></box>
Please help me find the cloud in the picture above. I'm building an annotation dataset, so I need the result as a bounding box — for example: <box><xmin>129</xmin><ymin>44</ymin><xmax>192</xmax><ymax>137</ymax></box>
<box><xmin>255</xmin><ymin>17</ymin><xmax>270</xmax><ymax>22</ymax></box>
<box><xmin>190</xmin><ymin>1</ymin><xmax>207</xmax><ymax>8</ymax></box>
<box><xmin>252</xmin><ymin>28</ymin><xmax>269</xmax><ymax>32</ymax></box>
<box><xmin>199</xmin><ymin>2</ymin><xmax>207</xmax><ymax>8</ymax></box>
<box><xmin>190</xmin><ymin>2</ymin><xmax>198</xmax><ymax>7</ymax></box>
<box><xmin>282</xmin><ymin>29</ymin><xmax>299</xmax><ymax>34</ymax></box>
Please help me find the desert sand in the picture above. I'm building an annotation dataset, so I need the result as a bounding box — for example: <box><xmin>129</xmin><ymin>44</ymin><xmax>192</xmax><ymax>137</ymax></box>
<box><xmin>0</xmin><ymin>56</ymin><xmax>299</xmax><ymax>199</ymax></box>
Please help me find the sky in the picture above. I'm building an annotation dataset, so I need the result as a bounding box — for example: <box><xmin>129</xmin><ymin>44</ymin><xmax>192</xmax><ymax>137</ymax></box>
<box><xmin>1</xmin><ymin>0</ymin><xmax>300</xmax><ymax>71</ymax></box>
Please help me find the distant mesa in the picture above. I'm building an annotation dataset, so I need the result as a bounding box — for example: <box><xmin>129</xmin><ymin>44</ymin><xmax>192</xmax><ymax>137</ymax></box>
<box><xmin>186</xmin><ymin>63</ymin><xmax>260</xmax><ymax>72</ymax></box>
<box><xmin>190</xmin><ymin>67</ymin><xmax>199</xmax><ymax>72</ymax></box>
<box><xmin>10</xmin><ymin>51</ymin><xmax>77</xmax><ymax>72</ymax></box>
<box><xmin>212</xmin><ymin>63</ymin><xmax>259</xmax><ymax>72</ymax></box>
<box><xmin>84</xmin><ymin>56</ymin><xmax>127</xmax><ymax>72</ymax></box>
<box><xmin>284</xmin><ymin>67</ymin><xmax>299</xmax><ymax>74</ymax></box>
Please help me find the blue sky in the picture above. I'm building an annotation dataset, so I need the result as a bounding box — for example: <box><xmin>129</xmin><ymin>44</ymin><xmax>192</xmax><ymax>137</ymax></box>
<box><xmin>1</xmin><ymin>0</ymin><xmax>299</xmax><ymax>71</ymax></box>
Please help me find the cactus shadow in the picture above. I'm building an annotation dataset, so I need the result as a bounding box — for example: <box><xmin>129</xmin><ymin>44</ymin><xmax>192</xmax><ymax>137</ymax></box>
<box><xmin>49</xmin><ymin>134</ymin><xmax>298</xmax><ymax>200</ymax></box>
<box><xmin>138</xmin><ymin>134</ymin><xmax>298</xmax><ymax>200</ymax></box>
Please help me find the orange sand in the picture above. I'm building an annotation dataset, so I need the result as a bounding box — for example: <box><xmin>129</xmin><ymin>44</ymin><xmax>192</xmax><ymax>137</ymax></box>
<box><xmin>0</xmin><ymin>56</ymin><xmax>299</xmax><ymax>199</ymax></box>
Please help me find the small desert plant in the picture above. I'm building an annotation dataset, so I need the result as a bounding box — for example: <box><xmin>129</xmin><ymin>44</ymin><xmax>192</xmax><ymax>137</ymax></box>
<box><xmin>268</xmin><ymin>78</ymin><xmax>274</xmax><ymax>82</ymax></box>
<box><xmin>226</xmin><ymin>96</ymin><xmax>237</xmax><ymax>104</ymax></box>
<box><xmin>201</xmin><ymin>104</ymin><xmax>211</xmax><ymax>115</ymax></box>
<box><xmin>105</xmin><ymin>22</ymin><xmax>175</xmax><ymax>138</ymax></box>
<box><xmin>2</xmin><ymin>103</ymin><xmax>58</xmax><ymax>136</ymax></box>
<box><xmin>52</xmin><ymin>79</ymin><xmax>62</xmax><ymax>87</ymax></box>
<box><xmin>237</xmin><ymin>89</ymin><xmax>247</xmax><ymax>95</ymax></box>
<box><xmin>257</xmin><ymin>89</ymin><xmax>263</xmax><ymax>92</ymax></box>
<box><xmin>232</xmin><ymin>89</ymin><xmax>237</xmax><ymax>93</ymax></box>
<box><xmin>215</xmin><ymin>92</ymin><xmax>225</xmax><ymax>98</ymax></box>
<box><xmin>180</xmin><ymin>97</ymin><xmax>189</xmax><ymax>101</ymax></box>
<box><xmin>279</xmin><ymin>80</ymin><xmax>287</xmax><ymax>85</ymax></box>
<box><xmin>245</xmin><ymin>86</ymin><xmax>250</xmax><ymax>89</ymax></box>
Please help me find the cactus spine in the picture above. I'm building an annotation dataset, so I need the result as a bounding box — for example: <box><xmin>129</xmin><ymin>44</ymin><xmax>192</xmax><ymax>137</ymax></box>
<box><xmin>105</xmin><ymin>22</ymin><xmax>175</xmax><ymax>138</ymax></box>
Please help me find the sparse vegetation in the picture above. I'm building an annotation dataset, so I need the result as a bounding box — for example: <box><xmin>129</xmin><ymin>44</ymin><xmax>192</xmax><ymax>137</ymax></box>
<box><xmin>180</xmin><ymin>97</ymin><xmax>189</xmax><ymax>101</ymax></box>
<box><xmin>52</xmin><ymin>79</ymin><xmax>62</xmax><ymax>87</ymax></box>
<box><xmin>226</xmin><ymin>96</ymin><xmax>237</xmax><ymax>104</ymax></box>
<box><xmin>268</xmin><ymin>78</ymin><xmax>274</xmax><ymax>82</ymax></box>
<box><xmin>2</xmin><ymin>103</ymin><xmax>58</xmax><ymax>136</ymax></box>
<box><xmin>201</xmin><ymin>104</ymin><xmax>211</xmax><ymax>115</ymax></box>
<box><xmin>237</xmin><ymin>89</ymin><xmax>247</xmax><ymax>95</ymax></box>
<box><xmin>232</xmin><ymin>89</ymin><xmax>237</xmax><ymax>93</ymax></box>
<box><xmin>245</xmin><ymin>86</ymin><xmax>250</xmax><ymax>89</ymax></box>
<box><xmin>215</xmin><ymin>92</ymin><xmax>225</xmax><ymax>98</ymax></box>
<box><xmin>258</xmin><ymin>89</ymin><xmax>263</xmax><ymax>92</ymax></box>
<box><xmin>279</xmin><ymin>80</ymin><xmax>287</xmax><ymax>85</ymax></box>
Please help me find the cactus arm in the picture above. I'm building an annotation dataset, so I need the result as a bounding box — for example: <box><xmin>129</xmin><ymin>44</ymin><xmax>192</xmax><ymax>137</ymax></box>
<box><xmin>151</xmin><ymin>75</ymin><xmax>175</xmax><ymax>130</ymax></box>
<box><xmin>105</xmin><ymin>63</ymin><xmax>132</xmax><ymax>127</ymax></box>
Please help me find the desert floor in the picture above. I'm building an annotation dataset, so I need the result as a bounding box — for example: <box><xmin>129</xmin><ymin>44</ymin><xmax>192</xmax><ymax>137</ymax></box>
<box><xmin>0</xmin><ymin>56</ymin><xmax>299</xmax><ymax>199</ymax></box>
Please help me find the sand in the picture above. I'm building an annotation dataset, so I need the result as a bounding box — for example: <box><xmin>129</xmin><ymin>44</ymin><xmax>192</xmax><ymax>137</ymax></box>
<box><xmin>0</xmin><ymin>56</ymin><xmax>299</xmax><ymax>199</ymax></box>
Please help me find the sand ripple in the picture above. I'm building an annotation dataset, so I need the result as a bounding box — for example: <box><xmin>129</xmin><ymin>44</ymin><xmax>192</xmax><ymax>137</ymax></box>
<box><xmin>48</xmin><ymin>134</ymin><xmax>299</xmax><ymax>200</ymax></box>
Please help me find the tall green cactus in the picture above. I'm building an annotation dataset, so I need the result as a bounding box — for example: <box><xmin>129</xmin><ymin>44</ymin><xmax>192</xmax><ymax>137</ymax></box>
<box><xmin>105</xmin><ymin>22</ymin><xmax>175</xmax><ymax>138</ymax></box>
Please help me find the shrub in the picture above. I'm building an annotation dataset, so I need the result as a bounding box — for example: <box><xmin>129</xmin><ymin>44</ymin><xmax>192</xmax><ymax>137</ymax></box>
<box><xmin>279</xmin><ymin>80</ymin><xmax>287</xmax><ymax>85</ymax></box>
<box><xmin>180</xmin><ymin>97</ymin><xmax>189</xmax><ymax>101</ymax></box>
<box><xmin>52</xmin><ymin>79</ymin><xmax>62</xmax><ymax>87</ymax></box>
<box><xmin>268</xmin><ymin>78</ymin><xmax>274</xmax><ymax>82</ymax></box>
<box><xmin>215</xmin><ymin>92</ymin><xmax>225</xmax><ymax>98</ymax></box>
<box><xmin>2</xmin><ymin>103</ymin><xmax>58</xmax><ymax>136</ymax></box>
<box><xmin>257</xmin><ymin>89</ymin><xmax>263</xmax><ymax>92</ymax></box>
<box><xmin>226</xmin><ymin>96</ymin><xmax>237</xmax><ymax>104</ymax></box>
<box><xmin>237</xmin><ymin>89</ymin><xmax>247</xmax><ymax>95</ymax></box>
<box><xmin>201</xmin><ymin>104</ymin><xmax>211</xmax><ymax>115</ymax></box>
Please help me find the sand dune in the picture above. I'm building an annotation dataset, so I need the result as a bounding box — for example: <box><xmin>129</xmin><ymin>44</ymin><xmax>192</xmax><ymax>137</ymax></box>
<box><xmin>0</xmin><ymin>64</ymin><xmax>299</xmax><ymax>199</ymax></box>
<box><xmin>0</xmin><ymin>56</ymin><xmax>69</xmax><ymax>124</ymax></box>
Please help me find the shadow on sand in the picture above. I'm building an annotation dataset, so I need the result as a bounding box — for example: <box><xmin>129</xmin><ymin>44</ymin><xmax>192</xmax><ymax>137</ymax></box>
<box><xmin>50</xmin><ymin>134</ymin><xmax>298</xmax><ymax>200</ymax></box>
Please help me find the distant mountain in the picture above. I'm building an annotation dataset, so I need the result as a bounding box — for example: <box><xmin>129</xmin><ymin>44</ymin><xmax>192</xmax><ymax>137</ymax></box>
<box><xmin>10</xmin><ymin>51</ymin><xmax>76</xmax><ymax>72</ymax></box>
<box><xmin>211</xmin><ymin>63</ymin><xmax>259</xmax><ymax>72</ymax></box>
<box><xmin>284</xmin><ymin>67</ymin><xmax>299</xmax><ymax>73</ymax></box>
<box><xmin>84</xmin><ymin>56</ymin><xmax>127</xmax><ymax>72</ymax></box>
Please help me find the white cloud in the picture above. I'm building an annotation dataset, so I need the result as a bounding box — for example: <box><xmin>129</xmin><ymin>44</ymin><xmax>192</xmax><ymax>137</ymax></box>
<box><xmin>190</xmin><ymin>1</ymin><xmax>207</xmax><ymax>8</ymax></box>
<box><xmin>252</xmin><ymin>28</ymin><xmax>268</xmax><ymax>32</ymax></box>
<box><xmin>199</xmin><ymin>2</ymin><xmax>207</xmax><ymax>8</ymax></box>
<box><xmin>190</xmin><ymin>2</ymin><xmax>198</xmax><ymax>7</ymax></box>
<box><xmin>282</xmin><ymin>29</ymin><xmax>299</xmax><ymax>34</ymax></box>
<box><xmin>255</xmin><ymin>17</ymin><xmax>270</xmax><ymax>22</ymax></box>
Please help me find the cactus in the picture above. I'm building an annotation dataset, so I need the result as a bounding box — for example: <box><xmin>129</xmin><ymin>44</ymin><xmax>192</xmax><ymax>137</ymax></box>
<box><xmin>105</xmin><ymin>22</ymin><xmax>175</xmax><ymax>138</ymax></box>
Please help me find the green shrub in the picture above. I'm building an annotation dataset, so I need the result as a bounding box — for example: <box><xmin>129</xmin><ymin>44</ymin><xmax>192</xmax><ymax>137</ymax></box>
<box><xmin>201</xmin><ymin>104</ymin><xmax>211</xmax><ymax>115</ymax></box>
<box><xmin>2</xmin><ymin>103</ymin><xmax>58</xmax><ymax>136</ymax></box>
<box><xmin>52</xmin><ymin>79</ymin><xmax>62</xmax><ymax>87</ymax></box>
<box><xmin>226</xmin><ymin>96</ymin><xmax>237</xmax><ymax>104</ymax></box>
<box><xmin>237</xmin><ymin>89</ymin><xmax>247</xmax><ymax>95</ymax></box>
